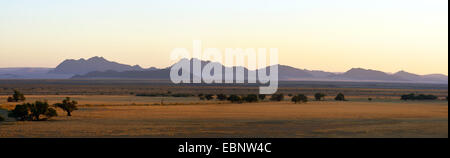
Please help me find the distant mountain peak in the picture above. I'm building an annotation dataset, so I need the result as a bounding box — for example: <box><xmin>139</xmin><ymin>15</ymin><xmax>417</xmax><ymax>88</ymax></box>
<box><xmin>49</xmin><ymin>56</ymin><xmax>144</xmax><ymax>75</ymax></box>
<box><xmin>41</xmin><ymin>57</ymin><xmax>448</xmax><ymax>84</ymax></box>
<box><xmin>87</xmin><ymin>56</ymin><xmax>107</xmax><ymax>62</ymax></box>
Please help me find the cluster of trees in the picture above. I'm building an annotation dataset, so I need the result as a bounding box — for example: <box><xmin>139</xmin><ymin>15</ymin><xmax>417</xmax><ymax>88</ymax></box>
<box><xmin>7</xmin><ymin>90</ymin><xmax>26</xmax><ymax>102</ymax></box>
<box><xmin>292</xmin><ymin>94</ymin><xmax>308</xmax><ymax>104</ymax></box>
<box><xmin>8</xmin><ymin>95</ymin><xmax>79</xmax><ymax>121</ymax></box>
<box><xmin>8</xmin><ymin>101</ymin><xmax>57</xmax><ymax>121</ymax></box>
<box><xmin>197</xmin><ymin>94</ymin><xmax>265</xmax><ymax>103</ymax></box>
<box><xmin>270</xmin><ymin>94</ymin><xmax>284</xmax><ymax>101</ymax></box>
<box><xmin>136</xmin><ymin>93</ymin><xmax>194</xmax><ymax>97</ymax></box>
<box><xmin>196</xmin><ymin>92</ymin><xmax>348</xmax><ymax>104</ymax></box>
<box><xmin>198</xmin><ymin>94</ymin><xmax>215</xmax><ymax>100</ymax></box>
<box><xmin>401</xmin><ymin>94</ymin><xmax>438</xmax><ymax>101</ymax></box>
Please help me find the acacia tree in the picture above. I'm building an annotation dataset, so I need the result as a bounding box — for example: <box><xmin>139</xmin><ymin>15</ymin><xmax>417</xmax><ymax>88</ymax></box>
<box><xmin>314</xmin><ymin>93</ymin><xmax>326</xmax><ymax>101</ymax></box>
<box><xmin>54</xmin><ymin>97</ymin><xmax>78</xmax><ymax>116</ymax></box>
<box><xmin>292</xmin><ymin>94</ymin><xmax>308</xmax><ymax>104</ymax></box>
<box><xmin>335</xmin><ymin>93</ymin><xmax>346</xmax><ymax>101</ymax></box>
<box><xmin>7</xmin><ymin>90</ymin><xmax>26</xmax><ymax>102</ymax></box>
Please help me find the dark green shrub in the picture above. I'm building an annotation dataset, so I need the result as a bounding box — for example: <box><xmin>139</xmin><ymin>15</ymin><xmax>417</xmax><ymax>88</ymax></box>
<box><xmin>216</xmin><ymin>94</ymin><xmax>228</xmax><ymax>101</ymax></box>
<box><xmin>6</xmin><ymin>90</ymin><xmax>26</xmax><ymax>102</ymax></box>
<box><xmin>9</xmin><ymin>101</ymin><xmax>57</xmax><ymax>121</ymax></box>
<box><xmin>205</xmin><ymin>94</ymin><xmax>214</xmax><ymax>100</ymax></box>
<box><xmin>270</xmin><ymin>94</ymin><xmax>284</xmax><ymax>101</ymax></box>
<box><xmin>292</xmin><ymin>94</ymin><xmax>308</xmax><ymax>104</ymax></box>
<box><xmin>243</xmin><ymin>94</ymin><xmax>258</xmax><ymax>103</ymax></box>
<box><xmin>258</xmin><ymin>94</ymin><xmax>266</xmax><ymax>101</ymax></box>
<box><xmin>314</xmin><ymin>93</ymin><xmax>326</xmax><ymax>101</ymax></box>
<box><xmin>227</xmin><ymin>95</ymin><xmax>243</xmax><ymax>103</ymax></box>
<box><xmin>401</xmin><ymin>93</ymin><xmax>438</xmax><ymax>101</ymax></box>
<box><xmin>9</xmin><ymin>104</ymin><xmax>30</xmax><ymax>121</ymax></box>
<box><xmin>171</xmin><ymin>94</ymin><xmax>192</xmax><ymax>97</ymax></box>
<box><xmin>335</xmin><ymin>93</ymin><xmax>346</xmax><ymax>101</ymax></box>
<box><xmin>7</xmin><ymin>97</ymin><xmax>14</xmax><ymax>102</ymax></box>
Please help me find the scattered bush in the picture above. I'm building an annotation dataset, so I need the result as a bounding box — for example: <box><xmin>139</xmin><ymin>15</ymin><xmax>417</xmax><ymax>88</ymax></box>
<box><xmin>270</xmin><ymin>94</ymin><xmax>284</xmax><ymax>101</ymax></box>
<box><xmin>171</xmin><ymin>94</ymin><xmax>193</xmax><ymax>97</ymax></box>
<box><xmin>227</xmin><ymin>95</ymin><xmax>243</xmax><ymax>103</ymax></box>
<box><xmin>216</xmin><ymin>94</ymin><xmax>228</xmax><ymax>101</ymax></box>
<box><xmin>401</xmin><ymin>94</ymin><xmax>438</xmax><ymax>101</ymax></box>
<box><xmin>54</xmin><ymin>97</ymin><xmax>78</xmax><ymax>116</ymax></box>
<box><xmin>205</xmin><ymin>94</ymin><xmax>214</xmax><ymax>100</ymax></box>
<box><xmin>136</xmin><ymin>93</ymin><xmax>169</xmax><ymax>97</ymax></box>
<box><xmin>7</xmin><ymin>97</ymin><xmax>14</xmax><ymax>102</ymax></box>
<box><xmin>314</xmin><ymin>93</ymin><xmax>326</xmax><ymax>101</ymax></box>
<box><xmin>368</xmin><ymin>98</ymin><xmax>373</xmax><ymax>101</ymax></box>
<box><xmin>335</xmin><ymin>93</ymin><xmax>346</xmax><ymax>101</ymax></box>
<box><xmin>9</xmin><ymin>101</ymin><xmax>57</xmax><ymax>121</ymax></box>
<box><xmin>136</xmin><ymin>93</ymin><xmax>192</xmax><ymax>97</ymax></box>
<box><xmin>243</xmin><ymin>94</ymin><xmax>258</xmax><ymax>103</ymax></box>
<box><xmin>292</xmin><ymin>94</ymin><xmax>308</xmax><ymax>104</ymax></box>
<box><xmin>258</xmin><ymin>94</ymin><xmax>266</xmax><ymax>101</ymax></box>
<box><xmin>6</xmin><ymin>90</ymin><xmax>26</xmax><ymax>102</ymax></box>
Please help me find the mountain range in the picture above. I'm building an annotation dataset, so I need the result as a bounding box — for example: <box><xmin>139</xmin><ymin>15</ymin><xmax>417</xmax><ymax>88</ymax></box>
<box><xmin>0</xmin><ymin>56</ymin><xmax>447</xmax><ymax>84</ymax></box>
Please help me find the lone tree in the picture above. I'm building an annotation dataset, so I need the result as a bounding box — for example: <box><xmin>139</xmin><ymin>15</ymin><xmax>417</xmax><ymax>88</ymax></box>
<box><xmin>292</xmin><ymin>94</ymin><xmax>308</xmax><ymax>104</ymax></box>
<box><xmin>9</xmin><ymin>101</ymin><xmax>57</xmax><ymax>121</ymax></box>
<box><xmin>335</xmin><ymin>93</ymin><xmax>346</xmax><ymax>101</ymax></box>
<box><xmin>243</xmin><ymin>94</ymin><xmax>258</xmax><ymax>103</ymax></box>
<box><xmin>54</xmin><ymin>97</ymin><xmax>78</xmax><ymax>116</ymax></box>
<box><xmin>258</xmin><ymin>94</ymin><xmax>266</xmax><ymax>101</ymax></box>
<box><xmin>314</xmin><ymin>93</ymin><xmax>326</xmax><ymax>101</ymax></box>
<box><xmin>216</xmin><ymin>94</ymin><xmax>228</xmax><ymax>101</ymax></box>
<box><xmin>270</xmin><ymin>94</ymin><xmax>284</xmax><ymax>102</ymax></box>
<box><xmin>7</xmin><ymin>90</ymin><xmax>26</xmax><ymax>102</ymax></box>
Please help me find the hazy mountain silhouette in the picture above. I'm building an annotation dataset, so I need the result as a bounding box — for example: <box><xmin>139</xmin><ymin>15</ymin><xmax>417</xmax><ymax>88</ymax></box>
<box><xmin>1</xmin><ymin>57</ymin><xmax>447</xmax><ymax>83</ymax></box>
<box><xmin>329</xmin><ymin>68</ymin><xmax>405</xmax><ymax>81</ymax></box>
<box><xmin>70</xmin><ymin>58</ymin><xmax>448</xmax><ymax>84</ymax></box>
<box><xmin>393</xmin><ymin>71</ymin><xmax>448</xmax><ymax>83</ymax></box>
<box><xmin>0</xmin><ymin>68</ymin><xmax>72</xmax><ymax>79</ymax></box>
<box><xmin>49</xmin><ymin>56</ymin><xmax>144</xmax><ymax>75</ymax></box>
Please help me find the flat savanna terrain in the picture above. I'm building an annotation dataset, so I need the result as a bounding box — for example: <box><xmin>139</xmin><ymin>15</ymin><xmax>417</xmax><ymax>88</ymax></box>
<box><xmin>0</xmin><ymin>80</ymin><xmax>448</xmax><ymax>138</ymax></box>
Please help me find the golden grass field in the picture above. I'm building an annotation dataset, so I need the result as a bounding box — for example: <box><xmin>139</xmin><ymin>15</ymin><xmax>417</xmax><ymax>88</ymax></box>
<box><xmin>0</xmin><ymin>96</ymin><xmax>447</xmax><ymax>138</ymax></box>
<box><xmin>0</xmin><ymin>80</ymin><xmax>447</xmax><ymax>138</ymax></box>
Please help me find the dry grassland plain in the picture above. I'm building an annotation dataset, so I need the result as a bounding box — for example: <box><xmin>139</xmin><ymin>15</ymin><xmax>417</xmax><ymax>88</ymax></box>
<box><xmin>0</xmin><ymin>80</ymin><xmax>447</xmax><ymax>138</ymax></box>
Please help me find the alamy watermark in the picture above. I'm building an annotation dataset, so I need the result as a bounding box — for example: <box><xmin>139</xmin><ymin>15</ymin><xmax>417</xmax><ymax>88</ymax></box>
<box><xmin>170</xmin><ymin>40</ymin><xmax>279</xmax><ymax>94</ymax></box>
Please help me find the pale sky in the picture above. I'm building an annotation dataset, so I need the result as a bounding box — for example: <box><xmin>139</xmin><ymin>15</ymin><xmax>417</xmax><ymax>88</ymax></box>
<box><xmin>0</xmin><ymin>0</ymin><xmax>448</xmax><ymax>75</ymax></box>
